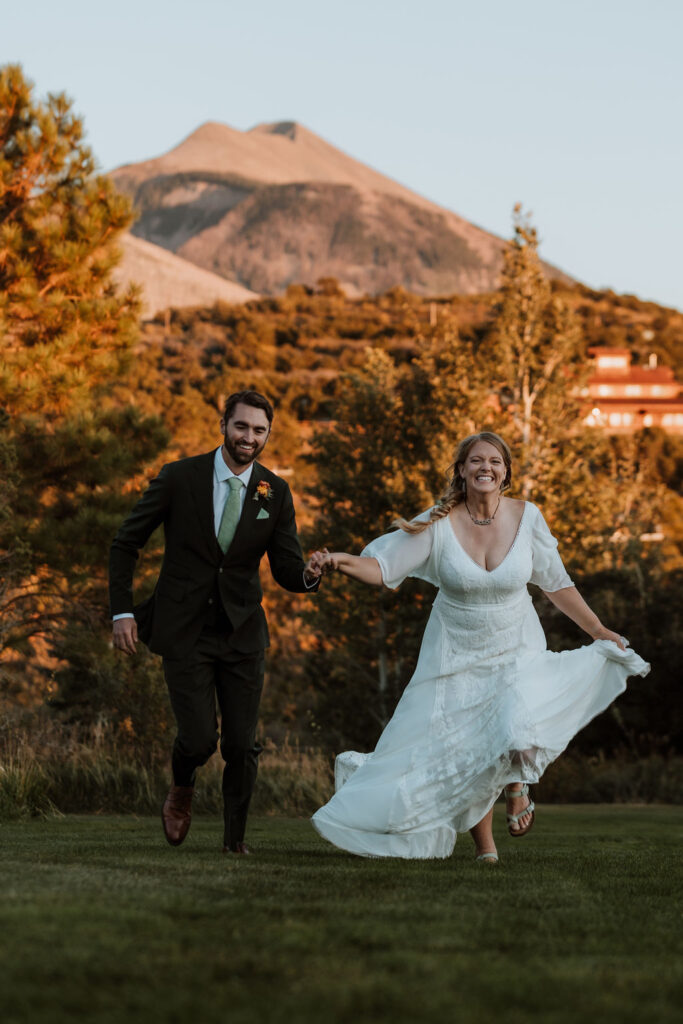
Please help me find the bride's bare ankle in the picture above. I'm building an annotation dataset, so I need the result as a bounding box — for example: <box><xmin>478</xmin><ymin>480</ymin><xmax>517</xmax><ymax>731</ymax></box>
<box><xmin>475</xmin><ymin>844</ymin><xmax>497</xmax><ymax>857</ymax></box>
<box><xmin>504</xmin><ymin>782</ymin><xmax>524</xmax><ymax>796</ymax></box>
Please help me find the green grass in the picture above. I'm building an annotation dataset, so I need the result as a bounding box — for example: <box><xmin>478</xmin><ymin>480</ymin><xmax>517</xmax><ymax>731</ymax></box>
<box><xmin>1</xmin><ymin>807</ymin><xmax>681</xmax><ymax>1024</ymax></box>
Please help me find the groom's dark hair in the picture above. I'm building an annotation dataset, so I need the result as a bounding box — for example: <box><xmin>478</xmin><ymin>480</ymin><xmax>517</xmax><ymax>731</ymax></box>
<box><xmin>223</xmin><ymin>390</ymin><xmax>274</xmax><ymax>425</ymax></box>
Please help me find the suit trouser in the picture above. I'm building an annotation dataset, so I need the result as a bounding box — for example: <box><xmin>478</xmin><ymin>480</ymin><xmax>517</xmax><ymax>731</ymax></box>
<box><xmin>162</xmin><ymin>629</ymin><xmax>264</xmax><ymax>848</ymax></box>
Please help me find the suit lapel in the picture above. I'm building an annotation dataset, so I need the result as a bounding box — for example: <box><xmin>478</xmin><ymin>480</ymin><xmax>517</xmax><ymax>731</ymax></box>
<box><xmin>192</xmin><ymin>450</ymin><xmax>222</xmax><ymax>559</ymax></box>
<box><xmin>222</xmin><ymin>461</ymin><xmax>265</xmax><ymax>560</ymax></box>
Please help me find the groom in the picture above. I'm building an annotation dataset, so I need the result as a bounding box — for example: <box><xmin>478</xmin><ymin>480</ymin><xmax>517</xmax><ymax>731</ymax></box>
<box><xmin>109</xmin><ymin>390</ymin><xmax>322</xmax><ymax>854</ymax></box>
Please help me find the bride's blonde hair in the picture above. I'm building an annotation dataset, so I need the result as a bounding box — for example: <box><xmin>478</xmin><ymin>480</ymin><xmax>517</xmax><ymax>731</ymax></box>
<box><xmin>394</xmin><ymin>432</ymin><xmax>513</xmax><ymax>535</ymax></box>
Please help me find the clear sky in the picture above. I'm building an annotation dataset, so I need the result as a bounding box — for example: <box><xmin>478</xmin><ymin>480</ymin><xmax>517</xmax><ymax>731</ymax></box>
<box><xmin>4</xmin><ymin>0</ymin><xmax>682</xmax><ymax>310</ymax></box>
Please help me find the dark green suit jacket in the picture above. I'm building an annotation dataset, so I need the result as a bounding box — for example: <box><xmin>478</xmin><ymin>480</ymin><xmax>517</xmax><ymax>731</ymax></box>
<box><xmin>109</xmin><ymin>450</ymin><xmax>315</xmax><ymax>658</ymax></box>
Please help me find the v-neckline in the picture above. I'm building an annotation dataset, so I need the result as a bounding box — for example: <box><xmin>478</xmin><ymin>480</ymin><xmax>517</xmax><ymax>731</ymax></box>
<box><xmin>448</xmin><ymin>503</ymin><xmax>528</xmax><ymax>574</ymax></box>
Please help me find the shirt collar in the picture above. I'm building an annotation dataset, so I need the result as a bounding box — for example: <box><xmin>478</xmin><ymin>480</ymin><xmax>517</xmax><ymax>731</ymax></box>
<box><xmin>214</xmin><ymin>446</ymin><xmax>254</xmax><ymax>488</ymax></box>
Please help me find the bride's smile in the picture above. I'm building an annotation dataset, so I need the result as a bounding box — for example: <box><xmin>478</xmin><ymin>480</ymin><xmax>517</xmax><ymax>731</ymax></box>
<box><xmin>461</xmin><ymin>442</ymin><xmax>506</xmax><ymax>497</ymax></box>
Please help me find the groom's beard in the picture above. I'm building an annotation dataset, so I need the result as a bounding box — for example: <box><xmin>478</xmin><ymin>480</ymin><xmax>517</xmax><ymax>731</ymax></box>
<box><xmin>222</xmin><ymin>432</ymin><xmax>268</xmax><ymax>466</ymax></box>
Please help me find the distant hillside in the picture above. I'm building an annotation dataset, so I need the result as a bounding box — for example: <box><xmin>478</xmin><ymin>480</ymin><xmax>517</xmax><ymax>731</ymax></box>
<box><xmin>135</xmin><ymin>281</ymin><xmax>683</xmax><ymax>430</ymax></box>
<box><xmin>111</xmin><ymin>121</ymin><xmax>572</xmax><ymax>297</ymax></box>
<box><xmin>112</xmin><ymin>233</ymin><xmax>256</xmax><ymax>317</ymax></box>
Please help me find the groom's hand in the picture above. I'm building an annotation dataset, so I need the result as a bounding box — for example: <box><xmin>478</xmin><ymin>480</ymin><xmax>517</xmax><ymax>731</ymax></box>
<box><xmin>113</xmin><ymin>617</ymin><xmax>138</xmax><ymax>655</ymax></box>
<box><xmin>304</xmin><ymin>549</ymin><xmax>331</xmax><ymax>584</ymax></box>
<box><xmin>304</xmin><ymin>551</ymin><xmax>324</xmax><ymax>585</ymax></box>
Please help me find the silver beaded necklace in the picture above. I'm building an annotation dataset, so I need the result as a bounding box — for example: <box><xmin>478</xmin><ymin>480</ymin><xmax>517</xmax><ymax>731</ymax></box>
<box><xmin>465</xmin><ymin>497</ymin><xmax>501</xmax><ymax>526</ymax></box>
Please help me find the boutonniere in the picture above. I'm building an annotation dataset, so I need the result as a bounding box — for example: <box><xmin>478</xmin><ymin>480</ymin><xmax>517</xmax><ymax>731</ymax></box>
<box><xmin>253</xmin><ymin>481</ymin><xmax>273</xmax><ymax>502</ymax></box>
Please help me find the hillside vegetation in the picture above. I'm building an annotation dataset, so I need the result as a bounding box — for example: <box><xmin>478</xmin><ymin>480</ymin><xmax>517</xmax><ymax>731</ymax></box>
<box><xmin>136</xmin><ymin>279</ymin><xmax>683</xmax><ymax>422</ymax></box>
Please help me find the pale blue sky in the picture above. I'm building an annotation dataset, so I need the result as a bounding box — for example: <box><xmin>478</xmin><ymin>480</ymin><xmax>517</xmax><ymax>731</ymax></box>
<box><xmin>4</xmin><ymin>0</ymin><xmax>682</xmax><ymax>310</ymax></box>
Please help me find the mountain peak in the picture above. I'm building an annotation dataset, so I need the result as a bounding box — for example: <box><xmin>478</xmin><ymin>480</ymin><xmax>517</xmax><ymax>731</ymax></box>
<box><xmin>250</xmin><ymin>121</ymin><xmax>301</xmax><ymax>141</ymax></box>
<box><xmin>177</xmin><ymin>120</ymin><xmax>239</xmax><ymax>146</ymax></box>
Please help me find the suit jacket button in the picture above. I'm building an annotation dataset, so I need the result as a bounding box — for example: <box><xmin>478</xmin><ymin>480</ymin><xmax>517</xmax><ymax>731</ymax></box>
<box><xmin>208</xmin><ymin>598</ymin><xmax>213</xmax><ymax>604</ymax></box>
<box><xmin>219</xmin><ymin>568</ymin><xmax>223</xmax><ymax>574</ymax></box>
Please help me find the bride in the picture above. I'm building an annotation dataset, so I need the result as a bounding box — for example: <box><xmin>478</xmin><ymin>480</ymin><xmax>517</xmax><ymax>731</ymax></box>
<box><xmin>311</xmin><ymin>432</ymin><xmax>650</xmax><ymax>863</ymax></box>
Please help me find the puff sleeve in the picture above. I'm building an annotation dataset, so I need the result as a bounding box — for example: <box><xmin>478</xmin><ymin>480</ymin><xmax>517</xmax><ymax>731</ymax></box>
<box><xmin>528</xmin><ymin>505</ymin><xmax>574</xmax><ymax>592</ymax></box>
<box><xmin>361</xmin><ymin>509</ymin><xmax>440</xmax><ymax>590</ymax></box>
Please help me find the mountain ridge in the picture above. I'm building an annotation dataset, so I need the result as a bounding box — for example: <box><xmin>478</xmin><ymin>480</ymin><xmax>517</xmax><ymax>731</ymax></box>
<box><xmin>111</xmin><ymin>120</ymin><xmax>571</xmax><ymax>297</ymax></box>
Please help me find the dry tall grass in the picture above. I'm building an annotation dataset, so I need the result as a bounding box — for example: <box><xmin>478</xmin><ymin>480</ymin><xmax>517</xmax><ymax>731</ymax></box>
<box><xmin>0</xmin><ymin>720</ymin><xmax>333</xmax><ymax>820</ymax></box>
<box><xmin>0</xmin><ymin>719</ymin><xmax>680</xmax><ymax>821</ymax></box>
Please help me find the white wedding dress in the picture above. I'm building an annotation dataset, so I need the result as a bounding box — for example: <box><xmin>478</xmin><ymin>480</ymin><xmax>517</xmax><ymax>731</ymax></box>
<box><xmin>312</xmin><ymin>502</ymin><xmax>650</xmax><ymax>859</ymax></box>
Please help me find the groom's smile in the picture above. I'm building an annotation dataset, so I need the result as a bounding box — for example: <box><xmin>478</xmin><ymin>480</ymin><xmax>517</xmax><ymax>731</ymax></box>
<box><xmin>220</xmin><ymin>402</ymin><xmax>271</xmax><ymax>472</ymax></box>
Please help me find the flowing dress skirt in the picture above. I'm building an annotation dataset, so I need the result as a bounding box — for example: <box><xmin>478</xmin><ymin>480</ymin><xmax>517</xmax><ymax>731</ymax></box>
<box><xmin>312</xmin><ymin>508</ymin><xmax>650</xmax><ymax>859</ymax></box>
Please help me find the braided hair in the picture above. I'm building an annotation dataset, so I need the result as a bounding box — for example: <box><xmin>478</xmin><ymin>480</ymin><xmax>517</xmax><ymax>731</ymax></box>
<box><xmin>394</xmin><ymin>432</ymin><xmax>513</xmax><ymax>535</ymax></box>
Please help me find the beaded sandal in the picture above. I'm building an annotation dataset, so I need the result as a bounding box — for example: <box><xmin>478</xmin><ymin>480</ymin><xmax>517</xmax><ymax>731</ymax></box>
<box><xmin>475</xmin><ymin>852</ymin><xmax>499</xmax><ymax>865</ymax></box>
<box><xmin>504</xmin><ymin>783</ymin><xmax>535</xmax><ymax>838</ymax></box>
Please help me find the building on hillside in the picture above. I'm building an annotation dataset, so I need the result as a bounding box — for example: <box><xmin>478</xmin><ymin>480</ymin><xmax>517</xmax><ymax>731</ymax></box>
<box><xmin>583</xmin><ymin>347</ymin><xmax>683</xmax><ymax>435</ymax></box>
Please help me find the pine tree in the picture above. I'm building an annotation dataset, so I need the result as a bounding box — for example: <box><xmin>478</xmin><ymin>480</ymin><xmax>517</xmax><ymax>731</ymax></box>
<box><xmin>0</xmin><ymin>65</ymin><xmax>167</xmax><ymax>701</ymax></box>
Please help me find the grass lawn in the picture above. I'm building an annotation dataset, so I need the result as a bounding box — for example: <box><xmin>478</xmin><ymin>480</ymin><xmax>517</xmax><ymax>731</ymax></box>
<box><xmin>1</xmin><ymin>806</ymin><xmax>681</xmax><ymax>1024</ymax></box>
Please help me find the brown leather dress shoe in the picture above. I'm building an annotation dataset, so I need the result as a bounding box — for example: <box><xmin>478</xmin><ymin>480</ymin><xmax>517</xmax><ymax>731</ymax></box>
<box><xmin>222</xmin><ymin>842</ymin><xmax>252</xmax><ymax>855</ymax></box>
<box><xmin>161</xmin><ymin>785</ymin><xmax>194</xmax><ymax>846</ymax></box>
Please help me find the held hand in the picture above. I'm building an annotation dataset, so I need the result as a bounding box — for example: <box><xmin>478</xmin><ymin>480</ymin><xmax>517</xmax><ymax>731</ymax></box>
<box><xmin>591</xmin><ymin>625</ymin><xmax>628</xmax><ymax>652</ymax></box>
<box><xmin>113</xmin><ymin>618</ymin><xmax>138</xmax><ymax>656</ymax></box>
<box><xmin>318</xmin><ymin>549</ymin><xmax>343</xmax><ymax>575</ymax></box>
<box><xmin>304</xmin><ymin>549</ymin><xmax>327</xmax><ymax>585</ymax></box>
<box><xmin>306</xmin><ymin>548</ymin><xmax>338</xmax><ymax>580</ymax></box>
<box><xmin>310</xmin><ymin>551</ymin><xmax>381</xmax><ymax>586</ymax></box>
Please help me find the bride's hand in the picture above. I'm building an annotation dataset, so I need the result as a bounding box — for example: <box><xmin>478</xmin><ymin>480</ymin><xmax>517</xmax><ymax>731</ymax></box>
<box><xmin>592</xmin><ymin>625</ymin><xmax>628</xmax><ymax>651</ymax></box>
<box><xmin>319</xmin><ymin>549</ymin><xmax>342</xmax><ymax>574</ymax></box>
<box><xmin>314</xmin><ymin>549</ymin><xmax>353</xmax><ymax>575</ymax></box>
<box><xmin>307</xmin><ymin>548</ymin><xmax>338</xmax><ymax>576</ymax></box>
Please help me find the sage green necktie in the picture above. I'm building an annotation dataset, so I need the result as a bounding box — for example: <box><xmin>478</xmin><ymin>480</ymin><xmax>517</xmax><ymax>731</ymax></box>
<box><xmin>217</xmin><ymin>476</ymin><xmax>244</xmax><ymax>553</ymax></box>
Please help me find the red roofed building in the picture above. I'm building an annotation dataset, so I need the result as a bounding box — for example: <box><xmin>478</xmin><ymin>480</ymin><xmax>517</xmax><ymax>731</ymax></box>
<box><xmin>583</xmin><ymin>347</ymin><xmax>683</xmax><ymax>435</ymax></box>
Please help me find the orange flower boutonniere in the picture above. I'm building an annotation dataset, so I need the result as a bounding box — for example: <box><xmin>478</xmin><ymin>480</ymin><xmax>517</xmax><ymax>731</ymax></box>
<box><xmin>254</xmin><ymin>481</ymin><xmax>274</xmax><ymax>502</ymax></box>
